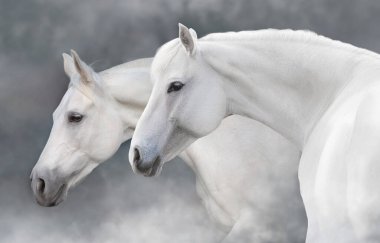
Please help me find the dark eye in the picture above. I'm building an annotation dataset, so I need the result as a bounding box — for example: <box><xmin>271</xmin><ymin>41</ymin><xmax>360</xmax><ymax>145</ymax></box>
<box><xmin>68</xmin><ymin>112</ymin><xmax>83</xmax><ymax>123</ymax></box>
<box><xmin>167</xmin><ymin>81</ymin><xmax>185</xmax><ymax>93</ymax></box>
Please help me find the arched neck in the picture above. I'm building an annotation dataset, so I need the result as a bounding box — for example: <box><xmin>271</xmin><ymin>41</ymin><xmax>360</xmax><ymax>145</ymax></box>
<box><xmin>201</xmin><ymin>32</ymin><xmax>375</xmax><ymax>148</ymax></box>
<box><xmin>99</xmin><ymin>58</ymin><xmax>153</xmax><ymax>142</ymax></box>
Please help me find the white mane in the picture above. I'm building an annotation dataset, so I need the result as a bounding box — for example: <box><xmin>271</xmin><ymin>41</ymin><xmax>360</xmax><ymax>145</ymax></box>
<box><xmin>155</xmin><ymin>29</ymin><xmax>380</xmax><ymax>72</ymax></box>
<box><xmin>69</xmin><ymin>58</ymin><xmax>152</xmax><ymax>85</ymax></box>
<box><xmin>68</xmin><ymin>58</ymin><xmax>152</xmax><ymax>101</ymax></box>
<box><xmin>201</xmin><ymin>29</ymin><xmax>377</xmax><ymax>57</ymax></box>
<box><xmin>100</xmin><ymin>57</ymin><xmax>152</xmax><ymax>76</ymax></box>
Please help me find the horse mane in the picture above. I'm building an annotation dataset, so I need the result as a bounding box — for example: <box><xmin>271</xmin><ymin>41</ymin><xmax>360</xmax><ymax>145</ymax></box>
<box><xmin>200</xmin><ymin>29</ymin><xmax>377</xmax><ymax>58</ymax></box>
<box><xmin>100</xmin><ymin>57</ymin><xmax>152</xmax><ymax>76</ymax></box>
<box><xmin>153</xmin><ymin>29</ymin><xmax>380</xmax><ymax>75</ymax></box>
<box><xmin>202</xmin><ymin>29</ymin><xmax>320</xmax><ymax>42</ymax></box>
<box><xmin>68</xmin><ymin>56</ymin><xmax>151</xmax><ymax>93</ymax></box>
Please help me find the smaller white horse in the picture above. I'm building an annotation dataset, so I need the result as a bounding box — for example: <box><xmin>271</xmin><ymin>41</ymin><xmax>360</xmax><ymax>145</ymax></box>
<box><xmin>30</xmin><ymin>51</ymin><xmax>306</xmax><ymax>242</ymax></box>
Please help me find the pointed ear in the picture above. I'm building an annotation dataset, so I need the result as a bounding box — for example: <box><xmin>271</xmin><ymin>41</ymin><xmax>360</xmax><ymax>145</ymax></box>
<box><xmin>70</xmin><ymin>49</ymin><xmax>95</xmax><ymax>84</ymax></box>
<box><xmin>189</xmin><ymin>28</ymin><xmax>197</xmax><ymax>40</ymax></box>
<box><xmin>178</xmin><ymin>23</ymin><xmax>197</xmax><ymax>55</ymax></box>
<box><xmin>62</xmin><ymin>53</ymin><xmax>76</xmax><ymax>77</ymax></box>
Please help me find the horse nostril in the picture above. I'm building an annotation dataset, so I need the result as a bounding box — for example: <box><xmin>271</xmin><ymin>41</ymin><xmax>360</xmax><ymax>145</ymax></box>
<box><xmin>133</xmin><ymin>147</ymin><xmax>141</xmax><ymax>165</ymax></box>
<box><xmin>36</xmin><ymin>178</ymin><xmax>46</xmax><ymax>195</ymax></box>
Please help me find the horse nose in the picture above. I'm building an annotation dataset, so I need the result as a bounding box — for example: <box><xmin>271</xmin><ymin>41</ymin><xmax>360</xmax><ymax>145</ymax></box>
<box><xmin>132</xmin><ymin>146</ymin><xmax>150</xmax><ymax>171</ymax></box>
<box><xmin>132</xmin><ymin>146</ymin><xmax>161</xmax><ymax>177</ymax></box>
<box><xmin>36</xmin><ymin>178</ymin><xmax>46</xmax><ymax>195</ymax></box>
<box><xmin>30</xmin><ymin>171</ymin><xmax>67</xmax><ymax>207</ymax></box>
<box><xmin>133</xmin><ymin>147</ymin><xmax>144</xmax><ymax>169</ymax></box>
<box><xmin>133</xmin><ymin>147</ymin><xmax>141</xmax><ymax>164</ymax></box>
<box><xmin>31</xmin><ymin>176</ymin><xmax>48</xmax><ymax>199</ymax></box>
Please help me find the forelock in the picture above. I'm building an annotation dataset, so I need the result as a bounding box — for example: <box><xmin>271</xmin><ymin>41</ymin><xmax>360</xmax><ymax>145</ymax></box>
<box><xmin>68</xmin><ymin>75</ymin><xmax>102</xmax><ymax>102</ymax></box>
<box><xmin>151</xmin><ymin>39</ymin><xmax>182</xmax><ymax>76</ymax></box>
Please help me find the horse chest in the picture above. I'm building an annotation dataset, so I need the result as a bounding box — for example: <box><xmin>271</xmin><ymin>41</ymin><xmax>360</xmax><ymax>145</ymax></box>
<box><xmin>195</xmin><ymin>175</ymin><xmax>238</xmax><ymax>231</ymax></box>
<box><xmin>183</xmin><ymin>144</ymin><xmax>246</xmax><ymax>231</ymax></box>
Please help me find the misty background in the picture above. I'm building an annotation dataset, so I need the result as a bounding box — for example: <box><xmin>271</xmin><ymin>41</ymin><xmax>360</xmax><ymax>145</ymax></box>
<box><xmin>1</xmin><ymin>0</ymin><xmax>380</xmax><ymax>242</ymax></box>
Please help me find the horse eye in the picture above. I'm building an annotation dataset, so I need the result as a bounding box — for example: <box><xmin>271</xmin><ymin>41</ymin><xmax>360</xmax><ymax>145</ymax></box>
<box><xmin>68</xmin><ymin>112</ymin><xmax>83</xmax><ymax>123</ymax></box>
<box><xmin>167</xmin><ymin>81</ymin><xmax>185</xmax><ymax>93</ymax></box>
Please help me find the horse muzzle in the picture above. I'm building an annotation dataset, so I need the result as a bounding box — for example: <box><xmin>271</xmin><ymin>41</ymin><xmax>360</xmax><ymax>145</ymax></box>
<box><xmin>132</xmin><ymin>146</ymin><xmax>162</xmax><ymax>177</ymax></box>
<box><xmin>30</xmin><ymin>172</ymin><xmax>68</xmax><ymax>207</ymax></box>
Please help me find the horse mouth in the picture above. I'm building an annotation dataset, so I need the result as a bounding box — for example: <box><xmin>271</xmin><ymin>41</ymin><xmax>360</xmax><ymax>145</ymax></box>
<box><xmin>142</xmin><ymin>157</ymin><xmax>162</xmax><ymax>177</ymax></box>
<box><xmin>35</xmin><ymin>184</ymin><xmax>68</xmax><ymax>207</ymax></box>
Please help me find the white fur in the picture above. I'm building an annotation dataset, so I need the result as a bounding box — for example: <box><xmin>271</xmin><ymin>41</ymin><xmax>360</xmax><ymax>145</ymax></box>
<box><xmin>131</xmin><ymin>24</ymin><xmax>380</xmax><ymax>242</ymax></box>
<box><xmin>30</xmin><ymin>52</ymin><xmax>306</xmax><ymax>241</ymax></box>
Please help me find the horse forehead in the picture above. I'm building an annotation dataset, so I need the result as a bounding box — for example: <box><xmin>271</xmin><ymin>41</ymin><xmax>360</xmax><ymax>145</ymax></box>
<box><xmin>152</xmin><ymin>39</ymin><xmax>183</xmax><ymax>76</ymax></box>
<box><xmin>54</xmin><ymin>88</ymin><xmax>93</xmax><ymax>118</ymax></box>
<box><xmin>53</xmin><ymin>88</ymin><xmax>73</xmax><ymax>118</ymax></box>
<box><xmin>153</xmin><ymin>56</ymin><xmax>195</xmax><ymax>87</ymax></box>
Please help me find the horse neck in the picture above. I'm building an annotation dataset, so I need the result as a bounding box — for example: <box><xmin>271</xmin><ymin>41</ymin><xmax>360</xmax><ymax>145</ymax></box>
<box><xmin>201</xmin><ymin>31</ymin><xmax>377</xmax><ymax>148</ymax></box>
<box><xmin>99</xmin><ymin>58</ymin><xmax>153</xmax><ymax>142</ymax></box>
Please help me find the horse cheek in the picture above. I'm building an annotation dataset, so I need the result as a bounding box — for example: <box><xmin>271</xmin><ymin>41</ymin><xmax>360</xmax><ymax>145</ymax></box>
<box><xmin>190</xmin><ymin>87</ymin><xmax>226</xmax><ymax>137</ymax></box>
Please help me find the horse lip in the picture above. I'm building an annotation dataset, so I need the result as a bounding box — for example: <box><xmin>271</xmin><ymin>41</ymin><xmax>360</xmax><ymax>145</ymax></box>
<box><xmin>143</xmin><ymin>157</ymin><xmax>161</xmax><ymax>177</ymax></box>
<box><xmin>35</xmin><ymin>184</ymin><xmax>68</xmax><ymax>207</ymax></box>
<box><xmin>52</xmin><ymin>184</ymin><xmax>67</xmax><ymax>202</ymax></box>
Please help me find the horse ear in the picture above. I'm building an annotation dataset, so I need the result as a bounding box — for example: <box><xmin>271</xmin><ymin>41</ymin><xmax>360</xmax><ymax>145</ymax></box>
<box><xmin>70</xmin><ymin>49</ymin><xmax>95</xmax><ymax>84</ymax></box>
<box><xmin>189</xmin><ymin>28</ymin><xmax>197</xmax><ymax>40</ymax></box>
<box><xmin>178</xmin><ymin>23</ymin><xmax>197</xmax><ymax>56</ymax></box>
<box><xmin>62</xmin><ymin>53</ymin><xmax>76</xmax><ymax>77</ymax></box>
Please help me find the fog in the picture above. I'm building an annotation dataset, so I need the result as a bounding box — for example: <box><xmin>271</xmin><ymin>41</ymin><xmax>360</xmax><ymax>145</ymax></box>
<box><xmin>1</xmin><ymin>0</ymin><xmax>380</xmax><ymax>242</ymax></box>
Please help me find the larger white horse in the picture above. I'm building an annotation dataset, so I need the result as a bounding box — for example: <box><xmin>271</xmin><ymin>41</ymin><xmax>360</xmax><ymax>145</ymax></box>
<box><xmin>130</xmin><ymin>24</ymin><xmax>380</xmax><ymax>242</ymax></box>
<box><xmin>30</xmin><ymin>51</ymin><xmax>306</xmax><ymax>242</ymax></box>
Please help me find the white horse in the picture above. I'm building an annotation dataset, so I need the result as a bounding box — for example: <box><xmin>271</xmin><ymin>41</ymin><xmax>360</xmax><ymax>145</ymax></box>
<box><xmin>30</xmin><ymin>50</ymin><xmax>306</xmax><ymax>242</ymax></box>
<box><xmin>130</xmin><ymin>24</ymin><xmax>380</xmax><ymax>242</ymax></box>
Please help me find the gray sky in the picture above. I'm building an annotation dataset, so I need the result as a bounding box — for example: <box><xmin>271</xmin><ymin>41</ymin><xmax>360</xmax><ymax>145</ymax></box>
<box><xmin>1</xmin><ymin>0</ymin><xmax>380</xmax><ymax>242</ymax></box>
